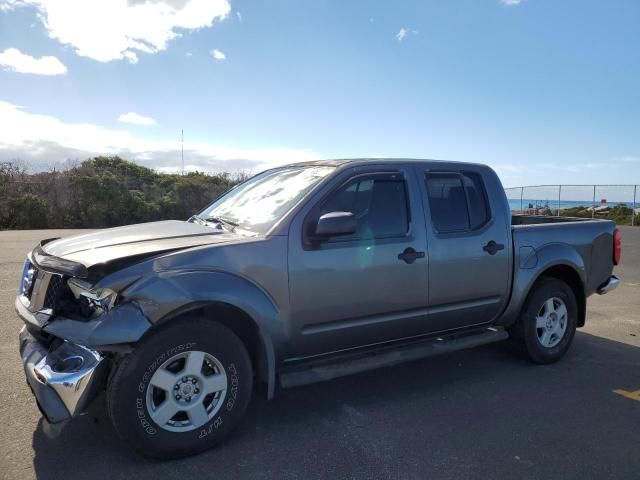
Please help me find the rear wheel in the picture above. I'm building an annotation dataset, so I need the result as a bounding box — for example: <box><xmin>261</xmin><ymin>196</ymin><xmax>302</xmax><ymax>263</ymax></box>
<box><xmin>107</xmin><ymin>317</ymin><xmax>253</xmax><ymax>458</ymax></box>
<box><xmin>512</xmin><ymin>277</ymin><xmax>578</xmax><ymax>364</ymax></box>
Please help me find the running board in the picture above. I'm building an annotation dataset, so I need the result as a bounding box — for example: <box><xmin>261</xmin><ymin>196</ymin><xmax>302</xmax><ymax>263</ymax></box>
<box><xmin>279</xmin><ymin>327</ymin><xmax>508</xmax><ymax>388</ymax></box>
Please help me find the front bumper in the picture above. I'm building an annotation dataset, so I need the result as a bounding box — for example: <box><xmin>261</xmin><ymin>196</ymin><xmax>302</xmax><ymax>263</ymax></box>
<box><xmin>19</xmin><ymin>327</ymin><xmax>107</xmax><ymax>434</ymax></box>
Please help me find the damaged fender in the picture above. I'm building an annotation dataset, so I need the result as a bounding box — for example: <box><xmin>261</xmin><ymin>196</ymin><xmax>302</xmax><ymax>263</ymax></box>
<box><xmin>121</xmin><ymin>269</ymin><xmax>283</xmax><ymax>398</ymax></box>
<box><xmin>43</xmin><ymin>302</ymin><xmax>152</xmax><ymax>349</ymax></box>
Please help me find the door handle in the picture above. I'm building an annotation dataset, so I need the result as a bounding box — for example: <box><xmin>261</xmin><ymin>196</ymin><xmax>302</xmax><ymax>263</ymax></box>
<box><xmin>483</xmin><ymin>240</ymin><xmax>505</xmax><ymax>255</ymax></box>
<box><xmin>398</xmin><ymin>247</ymin><xmax>425</xmax><ymax>264</ymax></box>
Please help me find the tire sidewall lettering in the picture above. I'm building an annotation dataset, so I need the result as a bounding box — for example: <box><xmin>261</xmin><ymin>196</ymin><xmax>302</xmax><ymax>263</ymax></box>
<box><xmin>198</xmin><ymin>415</ymin><xmax>223</xmax><ymax>439</ymax></box>
<box><xmin>198</xmin><ymin>362</ymin><xmax>239</xmax><ymax>441</ymax></box>
<box><xmin>226</xmin><ymin>363</ymin><xmax>238</xmax><ymax>412</ymax></box>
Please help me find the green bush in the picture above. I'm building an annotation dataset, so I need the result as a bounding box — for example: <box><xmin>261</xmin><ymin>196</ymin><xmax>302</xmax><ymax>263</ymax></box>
<box><xmin>560</xmin><ymin>204</ymin><xmax>637</xmax><ymax>225</ymax></box>
<box><xmin>0</xmin><ymin>156</ymin><xmax>244</xmax><ymax>230</ymax></box>
<box><xmin>5</xmin><ymin>193</ymin><xmax>49</xmax><ymax>229</ymax></box>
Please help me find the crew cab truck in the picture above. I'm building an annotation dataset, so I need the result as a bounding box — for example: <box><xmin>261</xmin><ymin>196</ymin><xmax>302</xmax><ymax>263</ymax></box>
<box><xmin>15</xmin><ymin>159</ymin><xmax>621</xmax><ymax>458</ymax></box>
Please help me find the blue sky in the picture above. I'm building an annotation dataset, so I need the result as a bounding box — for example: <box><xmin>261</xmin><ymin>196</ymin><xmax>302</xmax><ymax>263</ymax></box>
<box><xmin>0</xmin><ymin>0</ymin><xmax>638</xmax><ymax>187</ymax></box>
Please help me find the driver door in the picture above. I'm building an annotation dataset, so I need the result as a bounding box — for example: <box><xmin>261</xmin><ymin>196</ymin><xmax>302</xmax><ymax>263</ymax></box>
<box><xmin>287</xmin><ymin>165</ymin><xmax>429</xmax><ymax>358</ymax></box>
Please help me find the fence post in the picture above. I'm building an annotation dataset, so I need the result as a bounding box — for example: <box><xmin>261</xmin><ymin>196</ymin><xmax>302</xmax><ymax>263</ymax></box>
<box><xmin>557</xmin><ymin>185</ymin><xmax>562</xmax><ymax>216</ymax></box>
<box><xmin>633</xmin><ymin>185</ymin><xmax>637</xmax><ymax>227</ymax></box>
<box><xmin>520</xmin><ymin>186</ymin><xmax>524</xmax><ymax>212</ymax></box>
<box><xmin>592</xmin><ymin>185</ymin><xmax>596</xmax><ymax>218</ymax></box>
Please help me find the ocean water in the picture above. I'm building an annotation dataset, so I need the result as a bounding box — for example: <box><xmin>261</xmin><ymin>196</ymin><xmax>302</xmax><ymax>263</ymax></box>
<box><xmin>506</xmin><ymin>198</ymin><xmax>636</xmax><ymax>212</ymax></box>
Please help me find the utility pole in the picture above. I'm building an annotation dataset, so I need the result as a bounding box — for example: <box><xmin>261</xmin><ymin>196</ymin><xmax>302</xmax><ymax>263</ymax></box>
<box><xmin>181</xmin><ymin>129</ymin><xmax>184</xmax><ymax>176</ymax></box>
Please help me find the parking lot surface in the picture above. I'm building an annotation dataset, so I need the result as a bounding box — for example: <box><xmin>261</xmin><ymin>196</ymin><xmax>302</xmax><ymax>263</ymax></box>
<box><xmin>0</xmin><ymin>227</ymin><xmax>638</xmax><ymax>480</ymax></box>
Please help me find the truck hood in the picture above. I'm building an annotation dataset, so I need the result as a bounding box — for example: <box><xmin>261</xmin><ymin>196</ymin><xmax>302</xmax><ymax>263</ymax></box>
<box><xmin>41</xmin><ymin>220</ymin><xmax>244</xmax><ymax>268</ymax></box>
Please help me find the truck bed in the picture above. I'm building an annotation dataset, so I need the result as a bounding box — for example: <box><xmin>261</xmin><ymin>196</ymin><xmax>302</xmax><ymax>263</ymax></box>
<box><xmin>510</xmin><ymin>214</ymin><xmax>616</xmax><ymax>300</ymax></box>
<box><xmin>511</xmin><ymin>214</ymin><xmax>606</xmax><ymax>226</ymax></box>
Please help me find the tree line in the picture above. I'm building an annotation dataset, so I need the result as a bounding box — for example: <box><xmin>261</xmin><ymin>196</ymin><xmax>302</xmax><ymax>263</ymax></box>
<box><xmin>0</xmin><ymin>157</ymin><xmax>246</xmax><ymax>230</ymax></box>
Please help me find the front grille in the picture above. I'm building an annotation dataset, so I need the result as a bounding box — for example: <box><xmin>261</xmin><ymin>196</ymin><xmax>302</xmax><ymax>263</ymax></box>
<box><xmin>43</xmin><ymin>274</ymin><xmax>65</xmax><ymax>310</ymax></box>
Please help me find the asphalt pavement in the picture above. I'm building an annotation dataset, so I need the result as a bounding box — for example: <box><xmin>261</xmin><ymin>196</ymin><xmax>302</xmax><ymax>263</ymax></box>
<box><xmin>0</xmin><ymin>227</ymin><xmax>638</xmax><ymax>480</ymax></box>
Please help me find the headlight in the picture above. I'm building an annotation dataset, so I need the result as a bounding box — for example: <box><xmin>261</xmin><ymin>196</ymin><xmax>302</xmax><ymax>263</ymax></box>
<box><xmin>19</xmin><ymin>260</ymin><xmax>36</xmax><ymax>297</ymax></box>
<box><xmin>79</xmin><ymin>288</ymin><xmax>118</xmax><ymax>311</ymax></box>
<box><xmin>68</xmin><ymin>279</ymin><xmax>117</xmax><ymax>317</ymax></box>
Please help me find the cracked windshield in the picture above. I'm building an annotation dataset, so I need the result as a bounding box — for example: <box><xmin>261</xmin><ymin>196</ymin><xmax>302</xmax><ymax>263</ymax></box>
<box><xmin>199</xmin><ymin>166</ymin><xmax>334</xmax><ymax>234</ymax></box>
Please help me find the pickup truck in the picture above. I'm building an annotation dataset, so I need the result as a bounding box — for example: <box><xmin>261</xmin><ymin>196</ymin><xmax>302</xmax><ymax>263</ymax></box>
<box><xmin>15</xmin><ymin>159</ymin><xmax>621</xmax><ymax>458</ymax></box>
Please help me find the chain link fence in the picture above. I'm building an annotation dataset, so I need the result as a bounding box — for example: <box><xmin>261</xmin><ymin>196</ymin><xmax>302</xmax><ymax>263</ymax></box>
<box><xmin>504</xmin><ymin>185</ymin><xmax>640</xmax><ymax>226</ymax></box>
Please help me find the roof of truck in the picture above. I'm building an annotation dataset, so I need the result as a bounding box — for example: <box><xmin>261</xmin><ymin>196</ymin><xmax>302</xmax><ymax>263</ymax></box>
<box><xmin>285</xmin><ymin>158</ymin><xmax>486</xmax><ymax>169</ymax></box>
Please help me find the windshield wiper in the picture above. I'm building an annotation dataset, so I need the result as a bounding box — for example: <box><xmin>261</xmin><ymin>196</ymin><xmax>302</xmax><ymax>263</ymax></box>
<box><xmin>205</xmin><ymin>215</ymin><xmax>239</xmax><ymax>231</ymax></box>
<box><xmin>190</xmin><ymin>214</ymin><xmax>206</xmax><ymax>225</ymax></box>
<box><xmin>190</xmin><ymin>214</ymin><xmax>237</xmax><ymax>232</ymax></box>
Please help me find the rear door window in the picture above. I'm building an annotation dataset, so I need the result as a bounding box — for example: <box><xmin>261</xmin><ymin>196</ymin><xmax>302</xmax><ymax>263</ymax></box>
<box><xmin>425</xmin><ymin>172</ymin><xmax>490</xmax><ymax>233</ymax></box>
<box><xmin>425</xmin><ymin>173</ymin><xmax>469</xmax><ymax>232</ymax></box>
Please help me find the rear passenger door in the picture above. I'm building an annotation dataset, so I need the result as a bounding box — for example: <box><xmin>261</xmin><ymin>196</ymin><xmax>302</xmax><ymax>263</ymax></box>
<box><xmin>420</xmin><ymin>168</ymin><xmax>511</xmax><ymax>332</ymax></box>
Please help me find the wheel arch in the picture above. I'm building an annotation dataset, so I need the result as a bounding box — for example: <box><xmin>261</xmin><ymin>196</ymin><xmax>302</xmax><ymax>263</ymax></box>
<box><xmin>527</xmin><ymin>265</ymin><xmax>586</xmax><ymax>327</ymax></box>
<box><xmin>501</xmin><ymin>242</ymin><xmax>587</xmax><ymax>328</ymax></box>
<box><xmin>157</xmin><ymin>301</ymin><xmax>278</xmax><ymax>399</ymax></box>
<box><xmin>122</xmin><ymin>270</ymin><xmax>285</xmax><ymax>399</ymax></box>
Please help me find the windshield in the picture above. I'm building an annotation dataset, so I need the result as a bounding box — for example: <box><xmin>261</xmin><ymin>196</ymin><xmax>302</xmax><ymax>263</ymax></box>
<box><xmin>198</xmin><ymin>166</ymin><xmax>335</xmax><ymax>234</ymax></box>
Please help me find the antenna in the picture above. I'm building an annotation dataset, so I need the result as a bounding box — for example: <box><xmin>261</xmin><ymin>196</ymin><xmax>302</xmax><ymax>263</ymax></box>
<box><xmin>181</xmin><ymin>128</ymin><xmax>184</xmax><ymax>176</ymax></box>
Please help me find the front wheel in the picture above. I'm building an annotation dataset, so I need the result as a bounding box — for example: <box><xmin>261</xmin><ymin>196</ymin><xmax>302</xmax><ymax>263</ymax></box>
<box><xmin>107</xmin><ymin>317</ymin><xmax>253</xmax><ymax>458</ymax></box>
<box><xmin>514</xmin><ymin>277</ymin><xmax>578</xmax><ymax>364</ymax></box>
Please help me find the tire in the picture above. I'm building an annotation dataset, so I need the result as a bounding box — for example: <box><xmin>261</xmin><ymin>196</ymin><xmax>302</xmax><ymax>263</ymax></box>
<box><xmin>514</xmin><ymin>277</ymin><xmax>578</xmax><ymax>364</ymax></box>
<box><xmin>107</xmin><ymin>316</ymin><xmax>253</xmax><ymax>459</ymax></box>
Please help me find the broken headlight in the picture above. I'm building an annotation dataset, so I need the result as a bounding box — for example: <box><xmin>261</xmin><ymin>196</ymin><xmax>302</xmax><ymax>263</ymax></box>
<box><xmin>68</xmin><ymin>279</ymin><xmax>117</xmax><ymax>318</ymax></box>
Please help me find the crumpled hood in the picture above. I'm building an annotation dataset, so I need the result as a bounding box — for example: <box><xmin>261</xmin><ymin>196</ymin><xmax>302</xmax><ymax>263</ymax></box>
<box><xmin>42</xmin><ymin>220</ymin><xmax>244</xmax><ymax>268</ymax></box>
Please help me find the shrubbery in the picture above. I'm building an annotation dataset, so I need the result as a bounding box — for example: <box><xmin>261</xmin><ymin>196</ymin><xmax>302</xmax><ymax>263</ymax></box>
<box><xmin>0</xmin><ymin>157</ymin><xmax>245</xmax><ymax>230</ymax></box>
<box><xmin>561</xmin><ymin>204</ymin><xmax>639</xmax><ymax>226</ymax></box>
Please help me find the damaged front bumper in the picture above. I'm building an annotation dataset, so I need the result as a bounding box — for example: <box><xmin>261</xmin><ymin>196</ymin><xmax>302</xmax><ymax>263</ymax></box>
<box><xmin>15</xmin><ymin>250</ymin><xmax>154</xmax><ymax>436</ymax></box>
<box><xmin>19</xmin><ymin>327</ymin><xmax>108</xmax><ymax>436</ymax></box>
<box><xmin>15</xmin><ymin>288</ymin><xmax>151</xmax><ymax>435</ymax></box>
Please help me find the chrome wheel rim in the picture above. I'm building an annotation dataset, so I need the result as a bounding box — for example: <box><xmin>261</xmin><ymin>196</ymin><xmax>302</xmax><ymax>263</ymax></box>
<box><xmin>535</xmin><ymin>297</ymin><xmax>568</xmax><ymax>348</ymax></box>
<box><xmin>145</xmin><ymin>350</ymin><xmax>227</xmax><ymax>432</ymax></box>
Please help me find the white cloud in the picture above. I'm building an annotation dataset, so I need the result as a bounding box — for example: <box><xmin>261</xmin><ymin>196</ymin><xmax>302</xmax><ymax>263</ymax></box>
<box><xmin>0</xmin><ymin>0</ymin><xmax>230</xmax><ymax>63</ymax></box>
<box><xmin>211</xmin><ymin>48</ymin><xmax>226</xmax><ymax>60</ymax></box>
<box><xmin>0</xmin><ymin>47</ymin><xmax>67</xmax><ymax>75</ymax></box>
<box><xmin>395</xmin><ymin>27</ymin><xmax>417</xmax><ymax>42</ymax></box>
<box><xmin>122</xmin><ymin>50</ymin><xmax>139</xmax><ymax>64</ymax></box>
<box><xmin>236</xmin><ymin>11</ymin><xmax>241</xmax><ymax>22</ymax></box>
<box><xmin>500</xmin><ymin>0</ymin><xmax>523</xmax><ymax>5</ymax></box>
<box><xmin>0</xmin><ymin>0</ymin><xmax>16</xmax><ymax>11</ymax></box>
<box><xmin>0</xmin><ymin>100</ymin><xmax>320</xmax><ymax>174</ymax></box>
<box><xmin>118</xmin><ymin>112</ymin><xmax>157</xmax><ymax>126</ymax></box>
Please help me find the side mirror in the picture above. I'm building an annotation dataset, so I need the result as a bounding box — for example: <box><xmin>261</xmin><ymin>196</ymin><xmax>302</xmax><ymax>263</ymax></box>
<box><xmin>315</xmin><ymin>211</ymin><xmax>356</xmax><ymax>237</ymax></box>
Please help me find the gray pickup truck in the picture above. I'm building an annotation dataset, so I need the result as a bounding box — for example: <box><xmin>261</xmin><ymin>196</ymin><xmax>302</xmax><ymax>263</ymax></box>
<box><xmin>15</xmin><ymin>159</ymin><xmax>620</xmax><ymax>458</ymax></box>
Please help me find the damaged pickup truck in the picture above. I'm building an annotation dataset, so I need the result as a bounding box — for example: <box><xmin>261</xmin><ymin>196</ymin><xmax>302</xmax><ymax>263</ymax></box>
<box><xmin>16</xmin><ymin>159</ymin><xmax>621</xmax><ymax>458</ymax></box>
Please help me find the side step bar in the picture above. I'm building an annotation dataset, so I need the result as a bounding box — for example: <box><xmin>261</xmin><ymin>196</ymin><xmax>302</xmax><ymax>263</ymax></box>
<box><xmin>279</xmin><ymin>327</ymin><xmax>509</xmax><ymax>388</ymax></box>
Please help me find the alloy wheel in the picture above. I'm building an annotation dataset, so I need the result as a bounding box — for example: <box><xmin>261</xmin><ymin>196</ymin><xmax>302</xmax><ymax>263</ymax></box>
<box><xmin>535</xmin><ymin>297</ymin><xmax>568</xmax><ymax>348</ymax></box>
<box><xmin>145</xmin><ymin>350</ymin><xmax>227</xmax><ymax>432</ymax></box>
